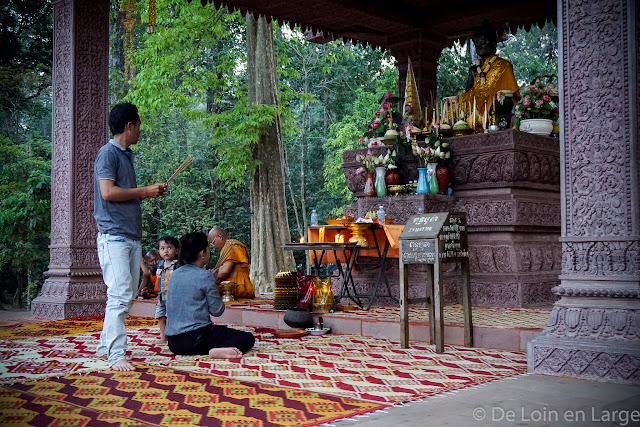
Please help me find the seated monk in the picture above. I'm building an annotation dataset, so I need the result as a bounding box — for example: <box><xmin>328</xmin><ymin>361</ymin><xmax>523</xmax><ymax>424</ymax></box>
<box><xmin>208</xmin><ymin>227</ymin><xmax>255</xmax><ymax>298</ymax></box>
<box><xmin>459</xmin><ymin>22</ymin><xmax>521</xmax><ymax>130</ymax></box>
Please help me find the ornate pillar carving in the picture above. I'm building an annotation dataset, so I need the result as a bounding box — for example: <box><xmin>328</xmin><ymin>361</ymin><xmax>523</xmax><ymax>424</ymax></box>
<box><xmin>528</xmin><ymin>0</ymin><xmax>640</xmax><ymax>383</ymax></box>
<box><xmin>31</xmin><ymin>0</ymin><xmax>110</xmax><ymax>319</ymax></box>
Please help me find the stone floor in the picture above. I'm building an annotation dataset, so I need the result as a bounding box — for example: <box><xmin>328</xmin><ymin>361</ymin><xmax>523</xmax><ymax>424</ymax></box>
<box><xmin>333</xmin><ymin>374</ymin><xmax>640</xmax><ymax>426</ymax></box>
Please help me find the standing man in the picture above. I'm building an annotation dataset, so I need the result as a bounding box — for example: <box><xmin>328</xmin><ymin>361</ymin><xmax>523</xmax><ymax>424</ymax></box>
<box><xmin>208</xmin><ymin>227</ymin><xmax>255</xmax><ymax>298</ymax></box>
<box><xmin>94</xmin><ymin>102</ymin><xmax>167</xmax><ymax>371</ymax></box>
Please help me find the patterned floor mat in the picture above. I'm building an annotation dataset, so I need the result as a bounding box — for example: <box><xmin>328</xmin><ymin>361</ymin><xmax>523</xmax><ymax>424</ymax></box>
<box><xmin>228</xmin><ymin>299</ymin><xmax>550</xmax><ymax>329</ymax></box>
<box><xmin>0</xmin><ymin>316</ymin><xmax>156</xmax><ymax>340</ymax></box>
<box><xmin>0</xmin><ymin>325</ymin><xmax>347</xmax><ymax>384</ymax></box>
<box><xmin>166</xmin><ymin>333</ymin><xmax>527</xmax><ymax>404</ymax></box>
<box><xmin>1</xmin><ymin>365</ymin><xmax>386</xmax><ymax>426</ymax></box>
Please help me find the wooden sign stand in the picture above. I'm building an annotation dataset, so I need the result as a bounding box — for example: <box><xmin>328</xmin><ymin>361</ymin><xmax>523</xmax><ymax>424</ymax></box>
<box><xmin>398</xmin><ymin>212</ymin><xmax>473</xmax><ymax>352</ymax></box>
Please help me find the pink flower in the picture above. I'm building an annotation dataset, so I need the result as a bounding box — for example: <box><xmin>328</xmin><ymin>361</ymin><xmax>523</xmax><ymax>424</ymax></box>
<box><xmin>367</xmin><ymin>128</ymin><xmax>372</xmax><ymax>133</ymax></box>
<box><xmin>543</xmin><ymin>94</ymin><xmax>551</xmax><ymax>101</ymax></box>
<box><xmin>538</xmin><ymin>100</ymin><xmax>544</xmax><ymax>105</ymax></box>
<box><xmin>372</xmin><ymin>122</ymin><xmax>379</xmax><ymax>129</ymax></box>
<box><xmin>367</xmin><ymin>149</ymin><xmax>372</xmax><ymax>155</ymax></box>
<box><xmin>524</xmin><ymin>101</ymin><xmax>530</xmax><ymax>107</ymax></box>
<box><xmin>355</xmin><ymin>167</ymin><xmax>364</xmax><ymax>175</ymax></box>
<box><xmin>529</xmin><ymin>84</ymin><xmax>536</xmax><ymax>90</ymax></box>
<box><xmin>544</xmin><ymin>86</ymin><xmax>549</xmax><ymax>92</ymax></box>
<box><xmin>526</xmin><ymin>95</ymin><xmax>530</xmax><ymax>99</ymax></box>
<box><xmin>359</xmin><ymin>137</ymin><xmax>363</xmax><ymax>143</ymax></box>
<box><xmin>383</xmin><ymin>91</ymin><xmax>393</xmax><ymax>100</ymax></box>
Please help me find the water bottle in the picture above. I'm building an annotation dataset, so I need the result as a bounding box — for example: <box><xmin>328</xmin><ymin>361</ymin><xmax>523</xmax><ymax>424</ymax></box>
<box><xmin>377</xmin><ymin>205</ymin><xmax>385</xmax><ymax>225</ymax></box>
<box><xmin>417</xmin><ymin>207</ymin><xmax>424</xmax><ymax>215</ymax></box>
<box><xmin>310</xmin><ymin>209</ymin><xmax>318</xmax><ymax>226</ymax></box>
<box><xmin>447</xmin><ymin>183</ymin><xmax>453</xmax><ymax>196</ymax></box>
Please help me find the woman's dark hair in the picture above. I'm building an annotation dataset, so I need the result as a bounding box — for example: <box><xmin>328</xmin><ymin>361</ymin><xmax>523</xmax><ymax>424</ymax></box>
<box><xmin>158</xmin><ymin>235</ymin><xmax>180</xmax><ymax>249</ymax></box>
<box><xmin>108</xmin><ymin>102</ymin><xmax>140</xmax><ymax>136</ymax></box>
<box><xmin>178</xmin><ymin>232</ymin><xmax>208</xmax><ymax>265</ymax></box>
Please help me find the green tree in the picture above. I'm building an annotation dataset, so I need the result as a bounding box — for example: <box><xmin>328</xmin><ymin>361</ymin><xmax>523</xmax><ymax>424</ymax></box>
<box><xmin>0</xmin><ymin>135</ymin><xmax>51</xmax><ymax>307</ymax></box>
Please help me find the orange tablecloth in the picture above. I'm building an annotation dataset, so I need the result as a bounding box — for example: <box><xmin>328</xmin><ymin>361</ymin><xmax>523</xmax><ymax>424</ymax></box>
<box><xmin>307</xmin><ymin>224</ymin><xmax>405</xmax><ymax>264</ymax></box>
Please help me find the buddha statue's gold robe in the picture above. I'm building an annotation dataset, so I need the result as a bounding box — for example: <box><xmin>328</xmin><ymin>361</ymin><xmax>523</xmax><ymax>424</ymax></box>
<box><xmin>460</xmin><ymin>56</ymin><xmax>521</xmax><ymax>130</ymax></box>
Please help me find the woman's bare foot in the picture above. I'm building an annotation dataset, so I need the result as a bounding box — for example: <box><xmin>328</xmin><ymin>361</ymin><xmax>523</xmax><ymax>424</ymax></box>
<box><xmin>111</xmin><ymin>358</ymin><xmax>136</xmax><ymax>371</ymax></box>
<box><xmin>208</xmin><ymin>347</ymin><xmax>243</xmax><ymax>359</ymax></box>
<box><xmin>154</xmin><ymin>337</ymin><xmax>167</xmax><ymax>344</ymax></box>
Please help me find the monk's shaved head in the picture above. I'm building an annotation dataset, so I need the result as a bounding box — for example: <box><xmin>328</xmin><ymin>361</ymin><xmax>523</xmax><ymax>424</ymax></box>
<box><xmin>208</xmin><ymin>226</ymin><xmax>228</xmax><ymax>249</ymax></box>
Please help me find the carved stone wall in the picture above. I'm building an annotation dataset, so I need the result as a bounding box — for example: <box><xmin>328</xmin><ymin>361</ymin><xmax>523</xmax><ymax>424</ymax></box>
<box><xmin>528</xmin><ymin>0</ymin><xmax>640</xmax><ymax>384</ymax></box>
<box><xmin>341</xmin><ymin>130</ymin><xmax>562</xmax><ymax>307</ymax></box>
<box><xmin>31</xmin><ymin>0</ymin><xmax>110</xmax><ymax>319</ymax></box>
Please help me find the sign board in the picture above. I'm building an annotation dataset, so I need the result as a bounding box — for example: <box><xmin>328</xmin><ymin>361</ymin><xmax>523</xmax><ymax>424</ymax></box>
<box><xmin>398</xmin><ymin>212</ymin><xmax>472</xmax><ymax>352</ymax></box>
<box><xmin>401</xmin><ymin>239</ymin><xmax>436</xmax><ymax>264</ymax></box>
<box><xmin>399</xmin><ymin>213</ymin><xmax>449</xmax><ymax>240</ymax></box>
<box><xmin>399</xmin><ymin>212</ymin><xmax>469</xmax><ymax>265</ymax></box>
<box><xmin>438</xmin><ymin>213</ymin><xmax>469</xmax><ymax>263</ymax></box>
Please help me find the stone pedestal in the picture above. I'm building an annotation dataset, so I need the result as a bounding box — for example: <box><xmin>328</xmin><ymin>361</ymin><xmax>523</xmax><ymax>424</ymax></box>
<box><xmin>341</xmin><ymin>130</ymin><xmax>561</xmax><ymax>307</ymax></box>
<box><xmin>31</xmin><ymin>0</ymin><xmax>110</xmax><ymax>319</ymax></box>
<box><xmin>528</xmin><ymin>0</ymin><xmax>640</xmax><ymax>384</ymax></box>
<box><xmin>451</xmin><ymin>130</ymin><xmax>561</xmax><ymax>307</ymax></box>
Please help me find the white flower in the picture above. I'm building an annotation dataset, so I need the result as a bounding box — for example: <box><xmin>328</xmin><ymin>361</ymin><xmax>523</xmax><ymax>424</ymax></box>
<box><xmin>388</xmin><ymin>164</ymin><xmax>397</xmax><ymax>169</ymax></box>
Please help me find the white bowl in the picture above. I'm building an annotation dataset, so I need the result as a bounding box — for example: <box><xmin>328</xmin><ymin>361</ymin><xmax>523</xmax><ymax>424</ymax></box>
<box><xmin>305</xmin><ymin>328</ymin><xmax>330</xmax><ymax>336</ymax></box>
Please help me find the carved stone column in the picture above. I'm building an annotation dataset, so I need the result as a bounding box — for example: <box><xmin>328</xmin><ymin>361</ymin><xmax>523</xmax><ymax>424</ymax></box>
<box><xmin>528</xmin><ymin>0</ymin><xmax>640</xmax><ymax>383</ymax></box>
<box><xmin>31</xmin><ymin>0</ymin><xmax>110</xmax><ymax>319</ymax></box>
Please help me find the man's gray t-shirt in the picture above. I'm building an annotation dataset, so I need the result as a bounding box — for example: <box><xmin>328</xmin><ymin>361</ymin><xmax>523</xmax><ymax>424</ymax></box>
<box><xmin>93</xmin><ymin>139</ymin><xmax>142</xmax><ymax>240</ymax></box>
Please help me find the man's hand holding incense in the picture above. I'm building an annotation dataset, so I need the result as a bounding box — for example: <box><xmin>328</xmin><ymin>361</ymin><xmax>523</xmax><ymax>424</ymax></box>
<box><xmin>142</xmin><ymin>183</ymin><xmax>167</xmax><ymax>200</ymax></box>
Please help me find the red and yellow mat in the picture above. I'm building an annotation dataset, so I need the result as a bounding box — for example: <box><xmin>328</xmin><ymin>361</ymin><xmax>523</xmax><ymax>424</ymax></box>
<box><xmin>2</xmin><ymin>365</ymin><xmax>385</xmax><ymax>426</ymax></box>
<box><xmin>0</xmin><ymin>316</ymin><xmax>528</xmax><ymax>425</ymax></box>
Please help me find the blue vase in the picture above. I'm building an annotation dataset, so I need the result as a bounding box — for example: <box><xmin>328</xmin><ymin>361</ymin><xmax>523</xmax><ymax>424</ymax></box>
<box><xmin>427</xmin><ymin>163</ymin><xmax>439</xmax><ymax>194</ymax></box>
<box><xmin>417</xmin><ymin>168</ymin><xmax>429</xmax><ymax>194</ymax></box>
<box><xmin>375</xmin><ymin>167</ymin><xmax>387</xmax><ymax>197</ymax></box>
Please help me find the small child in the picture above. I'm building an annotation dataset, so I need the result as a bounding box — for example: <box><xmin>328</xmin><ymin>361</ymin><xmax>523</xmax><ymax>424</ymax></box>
<box><xmin>139</xmin><ymin>250</ymin><xmax>161</xmax><ymax>299</ymax></box>
<box><xmin>151</xmin><ymin>236</ymin><xmax>180</xmax><ymax>343</ymax></box>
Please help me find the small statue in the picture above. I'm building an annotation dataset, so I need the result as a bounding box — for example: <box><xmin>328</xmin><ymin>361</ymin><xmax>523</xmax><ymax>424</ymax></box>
<box><xmin>460</xmin><ymin>22</ymin><xmax>521</xmax><ymax>131</ymax></box>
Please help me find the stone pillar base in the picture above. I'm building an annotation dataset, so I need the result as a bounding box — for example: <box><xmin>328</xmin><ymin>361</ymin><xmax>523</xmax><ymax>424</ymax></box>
<box><xmin>528</xmin><ymin>335</ymin><xmax>640</xmax><ymax>384</ymax></box>
<box><xmin>31</xmin><ymin>278</ymin><xmax>106</xmax><ymax>320</ymax></box>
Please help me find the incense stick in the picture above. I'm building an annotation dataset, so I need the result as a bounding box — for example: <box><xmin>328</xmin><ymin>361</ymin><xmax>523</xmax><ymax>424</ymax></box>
<box><xmin>166</xmin><ymin>155</ymin><xmax>194</xmax><ymax>184</ymax></box>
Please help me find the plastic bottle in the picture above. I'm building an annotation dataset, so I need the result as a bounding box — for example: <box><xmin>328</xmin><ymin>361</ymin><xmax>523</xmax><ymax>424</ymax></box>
<box><xmin>447</xmin><ymin>183</ymin><xmax>453</xmax><ymax>196</ymax></box>
<box><xmin>377</xmin><ymin>205</ymin><xmax>385</xmax><ymax>225</ymax></box>
<box><xmin>310</xmin><ymin>209</ymin><xmax>318</xmax><ymax>226</ymax></box>
<box><xmin>417</xmin><ymin>207</ymin><xmax>424</xmax><ymax>215</ymax></box>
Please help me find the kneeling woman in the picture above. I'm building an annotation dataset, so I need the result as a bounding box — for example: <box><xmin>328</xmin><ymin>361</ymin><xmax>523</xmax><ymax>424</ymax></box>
<box><xmin>165</xmin><ymin>232</ymin><xmax>255</xmax><ymax>358</ymax></box>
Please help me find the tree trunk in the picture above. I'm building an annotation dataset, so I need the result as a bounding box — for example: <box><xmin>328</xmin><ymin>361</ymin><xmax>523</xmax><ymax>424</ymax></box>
<box><xmin>246</xmin><ymin>14</ymin><xmax>295</xmax><ymax>292</ymax></box>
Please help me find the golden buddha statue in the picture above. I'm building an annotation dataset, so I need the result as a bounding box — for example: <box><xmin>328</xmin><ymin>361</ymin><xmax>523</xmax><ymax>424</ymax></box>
<box><xmin>460</xmin><ymin>23</ymin><xmax>521</xmax><ymax>131</ymax></box>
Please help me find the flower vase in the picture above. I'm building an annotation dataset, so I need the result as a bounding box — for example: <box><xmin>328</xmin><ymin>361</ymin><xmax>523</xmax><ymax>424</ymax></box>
<box><xmin>417</xmin><ymin>167</ymin><xmax>429</xmax><ymax>194</ymax></box>
<box><xmin>385</xmin><ymin>169</ymin><xmax>401</xmax><ymax>186</ymax></box>
<box><xmin>436</xmin><ymin>165</ymin><xmax>450</xmax><ymax>194</ymax></box>
<box><xmin>364</xmin><ymin>172</ymin><xmax>376</xmax><ymax>197</ymax></box>
<box><xmin>375</xmin><ymin>167</ymin><xmax>387</xmax><ymax>197</ymax></box>
<box><xmin>427</xmin><ymin>163</ymin><xmax>439</xmax><ymax>194</ymax></box>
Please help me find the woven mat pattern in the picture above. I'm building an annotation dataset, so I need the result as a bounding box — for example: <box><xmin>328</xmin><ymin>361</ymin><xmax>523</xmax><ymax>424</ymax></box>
<box><xmin>0</xmin><ymin>316</ymin><xmax>156</xmax><ymax>340</ymax></box>
<box><xmin>2</xmin><ymin>366</ymin><xmax>384</xmax><ymax>426</ymax></box>
<box><xmin>167</xmin><ymin>332</ymin><xmax>527</xmax><ymax>404</ymax></box>
<box><xmin>0</xmin><ymin>316</ymin><xmax>528</xmax><ymax>425</ymax></box>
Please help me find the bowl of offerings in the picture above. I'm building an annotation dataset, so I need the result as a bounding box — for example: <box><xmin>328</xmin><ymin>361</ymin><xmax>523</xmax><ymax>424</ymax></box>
<box><xmin>452</xmin><ymin>120</ymin><xmax>473</xmax><ymax>136</ymax></box>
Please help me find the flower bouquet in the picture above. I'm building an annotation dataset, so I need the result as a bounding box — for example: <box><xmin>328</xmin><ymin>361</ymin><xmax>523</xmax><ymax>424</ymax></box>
<box><xmin>355</xmin><ymin>149</ymin><xmax>397</xmax><ymax>175</ymax></box>
<box><xmin>411</xmin><ymin>130</ymin><xmax>451</xmax><ymax>167</ymax></box>
<box><xmin>515</xmin><ymin>78</ymin><xmax>559</xmax><ymax>121</ymax></box>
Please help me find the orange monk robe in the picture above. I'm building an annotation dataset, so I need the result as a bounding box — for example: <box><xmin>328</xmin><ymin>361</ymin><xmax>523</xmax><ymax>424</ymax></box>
<box><xmin>460</xmin><ymin>56</ymin><xmax>521</xmax><ymax>131</ymax></box>
<box><xmin>216</xmin><ymin>239</ymin><xmax>255</xmax><ymax>298</ymax></box>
